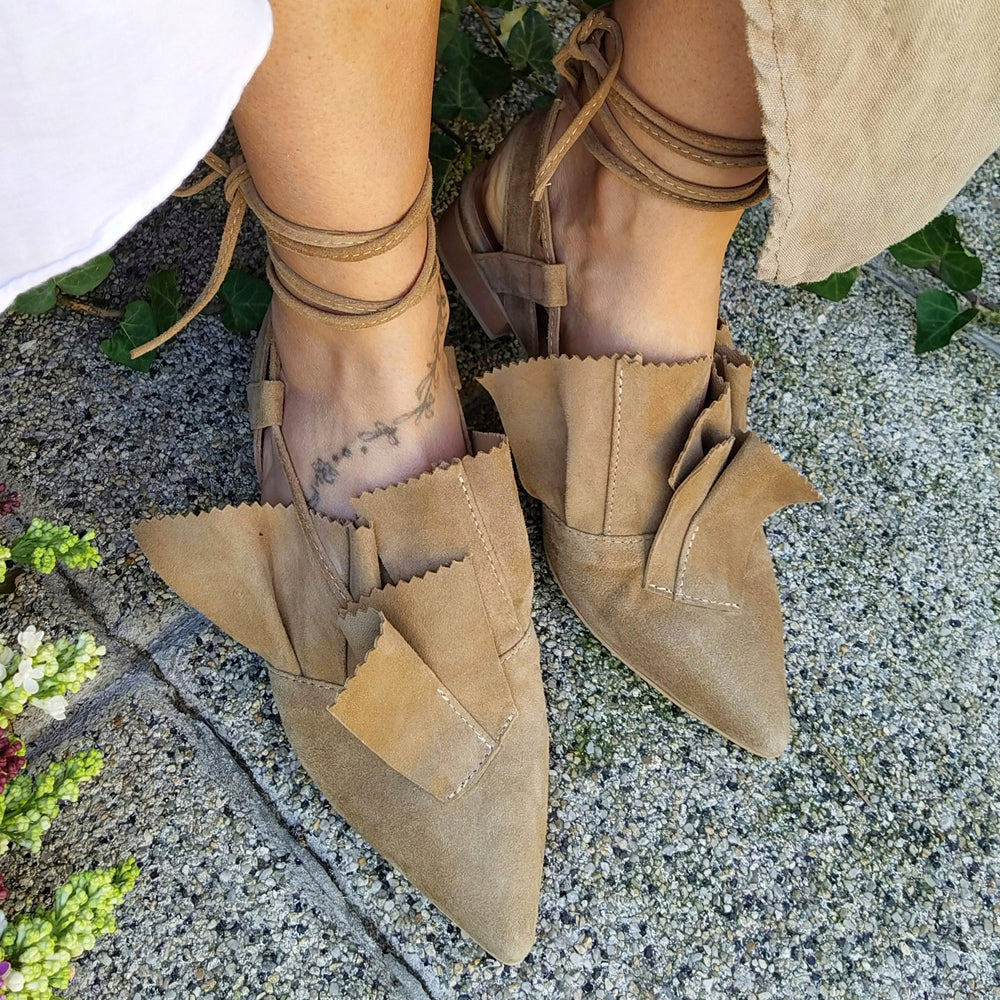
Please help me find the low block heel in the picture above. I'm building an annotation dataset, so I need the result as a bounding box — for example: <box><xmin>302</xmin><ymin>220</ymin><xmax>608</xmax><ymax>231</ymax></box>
<box><xmin>438</xmin><ymin>191</ymin><xmax>513</xmax><ymax>342</ymax></box>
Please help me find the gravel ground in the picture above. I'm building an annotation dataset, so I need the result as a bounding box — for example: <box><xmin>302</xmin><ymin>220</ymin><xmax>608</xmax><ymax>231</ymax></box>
<box><xmin>1</xmin><ymin>72</ymin><xmax>998</xmax><ymax>1000</ymax></box>
<box><xmin>0</xmin><ymin>675</ymin><xmax>425</xmax><ymax>1000</ymax></box>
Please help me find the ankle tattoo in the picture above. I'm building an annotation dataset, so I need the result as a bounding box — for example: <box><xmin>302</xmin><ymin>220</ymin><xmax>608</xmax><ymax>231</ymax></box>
<box><xmin>306</xmin><ymin>295</ymin><xmax>448</xmax><ymax>507</ymax></box>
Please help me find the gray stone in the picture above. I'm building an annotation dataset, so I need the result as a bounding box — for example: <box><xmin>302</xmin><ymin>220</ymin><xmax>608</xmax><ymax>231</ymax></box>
<box><xmin>0</xmin><ymin>676</ymin><xmax>424</xmax><ymax>1000</ymax></box>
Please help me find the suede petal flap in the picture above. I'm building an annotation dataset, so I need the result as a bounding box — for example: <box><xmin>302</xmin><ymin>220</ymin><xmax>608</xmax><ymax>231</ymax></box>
<box><xmin>482</xmin><ymin>337</ymin><xmax>820</xmax><ymax>757</ymax></box>
<box><xmin>335</xmin><ymin>602</ymin><xmax>513</xmax><ymax>802</ymax></box>
<box><xmin>133</xmin><ymin>502</ymin><xmax>368</xmax><ymax>684</ymax></box>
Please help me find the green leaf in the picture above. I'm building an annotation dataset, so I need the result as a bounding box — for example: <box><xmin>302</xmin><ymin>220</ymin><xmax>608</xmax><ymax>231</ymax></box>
<box><xmin>54</xmin><ymin>254</ymin><xmax>114</xmax><ymax>296</ymax></box>
<box><xmin>470</xmin><ymin>53</ymin><xmax>514</xmax><ymax>103</ymax></box>
<box><xmin>938</xmin><ymin>242</ymin><xmax>983</xmax><ymax>292</ymax></box>
<box><xmin>146</xmin><ymin>268</ymin><xmax>182</xmax><ymax>334</ymax></box>
<box><xmin>437</xmin><ymin>0</ymin><xmax>464</xmax><ymax>60</ymax></box>
<box><xmin>218</xmin><ymin>268</ymin><xmax>272</xmax><ymax>333</ymax></box>
<box><xmin>430</xmin><ymin>131</ymin><xmax>460</xmax><ymax>198</ymax></box>
<box><xmin>914</xmin><ymin>289</ymin><xmax>978</xmax><ymax>354</ymax></box>
<box><xmin>440</xmin><ymin>25</ymin><xmax>476</xmax><ymax>69</ymax></box>
<box><xmin>889</xmin><ymin>215</ymin><xmax>958</xmax><ymax>269</ymax></box>
<box><xmin>433</xmin><ymin>64</ymin><xmax>489</xmax><ymax>123</ymax></box>
<box><xmin>503</xmin><ymin>8</ymin><xmax>555</xmax><ymax>75</ymax></box>
<box><xmin>889</xmin><ymin>212</ymin><xmax>983</xmax><ymax>291</ymax></box>
<box><xmin>799</xmin><ymin>268</ymin><xmax>859</xmax><ymax>302</ymax></box>
<box><xmin>434</xmin><ymin>32</ymin><xmax>490</xmax><ymax>122</ymax></box>
<box><xmin>499</xmin><ymin>5</ymin><xmax>529</xmax><ymax>45</ymax></box>
<box><xmin>100</xmin><ymin>300</ymin><xmax>159</xmax><ymax>373</ymax></box>
<box><xmin>11</xmin><ymin>278</ymin><xmax>57</xmax><ymax>315</ymax></box>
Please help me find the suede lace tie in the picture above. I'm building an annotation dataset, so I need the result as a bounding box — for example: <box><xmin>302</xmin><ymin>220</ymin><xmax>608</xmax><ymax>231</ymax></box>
<box><xmin>532</xmin><ymin>10</ymin><xmax>769</xmax><ymax>209</ymax></box>
<box><xmin>133</xmin><ymin>154</ymin><xmax>437</xmax><ymax>359</ymax></box>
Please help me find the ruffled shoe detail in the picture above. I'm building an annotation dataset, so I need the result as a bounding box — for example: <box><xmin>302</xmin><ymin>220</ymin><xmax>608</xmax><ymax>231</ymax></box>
<box><xmin>481</xmin><ymin>336</ymin><xmax>819</xmax><ymax>757</ymax></box>
<box><xmin>134</xmin><ymin>434</ymin><xmax>546</xmax><ymax>964</ymax></box>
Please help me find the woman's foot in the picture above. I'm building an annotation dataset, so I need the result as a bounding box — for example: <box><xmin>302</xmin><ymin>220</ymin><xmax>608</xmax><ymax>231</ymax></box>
<box><xmin>482</xmin><ymin>104</ymin><xmax>753</xmax><ymax>365</ymax></box>
<box><xmin>259</xmin><ymin>229</ymin><xmax>468</xmax><ymax>520</ymax></box>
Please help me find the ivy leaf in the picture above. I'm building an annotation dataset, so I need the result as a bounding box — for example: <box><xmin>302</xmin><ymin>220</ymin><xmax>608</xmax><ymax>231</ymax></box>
<box><xmin>503</xmin><ymin>8</ymin><xmax>555</xmax><ymax>75</ymax></box>
<box><xmin>54</xmin><ymin>254</ymin><xmax>114</xmax><ymax>296</ymax></box>
<box><xmin>11</xmin><ymin>279</ymin><xmax>57</xmax><ymax>315</ymax></box>
<box><xmin>499</xmin><ymin>6</ymin><xmax>529</xmax><ymax>46</ymax></box>
<box><xmin>437</xmin><ymin>0</ymin><xmax>464</xmax><ymax>60</ymax></box>
<box><xmin>430</xmin><ymin>132</ymin><xmax>460</xmax><ymax>198</ymax></box>
<box><xmin>889</xmin><ymin>213</ymin><xmax>983</xmax><ymax>292</ymax></box>
<box><xmin>434</xmin><ymin>65</ymin><xmax>489</xmax><ymax>123</ymax></box>
<box><xmin>100</xmin><ymin>300</ymin><xmax>159</xmax><ymax>373</ymax></box>
<box><xmin>471</xmin><ymin>53</ymin><xmax>514</xmax><ymax>102</ymax></box>
<box><xmin>889</xmin><ymin>215</ymin><xmax>958</xmax><ymax>269</ymax></box>
<box><xmin>218</xmin><ymin>269</ymin><xmax>272</xmax><ymax>333</ymax></box>
<box><xmin>434</xmin><ymin>33</ymin><xmax>489</xmax><ymax>122</ymax></box>
<box><xmin>914</xmin><ymin>289</ymin><xmax>978</xmax><ymax>354</ymax></box>
<box><xmin>799</xmin><ymin>268</ymin><xmax>859</xmax><ymax>302</ymax></box>
<box><xmin>938</xmin><ymin>242</ymin><xmax>983</xmax><ymax>292</ymax></box>
<box><xmin>146</xmin><ymin>269</ymin><xmax>182</xmax><ymax>334</ymax></box>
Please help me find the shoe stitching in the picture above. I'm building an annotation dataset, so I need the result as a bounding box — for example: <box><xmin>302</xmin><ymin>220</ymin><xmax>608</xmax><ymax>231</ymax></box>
<box><xmin>673</xmin><ymin>524</ymin><xmax>741</xmax><ymax>610</ymax></box>
<box><xmin>648</xmin><ymin>582</ymin><xmax>739</xmax><ymax>610</ymax></box>
<box><xmin>616</xmin><ymin>98</ymin><xmax>753</xmax><ymax>169</ymax></box>
<box><xmin>676</xmin><ymin>523</ymin><xmax>699</xmax><ymax>592</ymax></box>
<box><xmin>447</xmin><ymin>710</ymin><xmax>516</xmax><ymax>800</ymax></box>
<box><xmin>595</xmin><ymin>146</ymin><xmax>753</xmax><ymax>200</ymax></box>
<box><xmin>500</xmin><ymin>626</ymin><xmax>535</xmax><ymax>662</ymax></box>
<box><xmin>458</xmin><ymin>471</ymin><xmax>514</xmax><ymax>612</ymax></box>
<box><xmin>436</xmin><ymin>687</ymin><xmax>491</xmax><ymax>746</ymax></box>
<box><xmin>603</xmin><ymin>363</ymin><xmax>625</xmax><ymax>534</ymax></box>
<box><xmin>271</xmin><ymin>667</ymin><xmax>344</xmax><ymax>693</ymax></box>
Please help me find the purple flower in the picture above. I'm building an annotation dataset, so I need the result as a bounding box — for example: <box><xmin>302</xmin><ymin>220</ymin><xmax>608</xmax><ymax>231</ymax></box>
<box><xmin>0</xmin><ymin>483</ymin><xmax>18</xmax><ymax>516</ymax></box>
<box><xmin>0</xmin><ymin>730</ymin><xmax>25</xmax><ymax>797</ymax></box>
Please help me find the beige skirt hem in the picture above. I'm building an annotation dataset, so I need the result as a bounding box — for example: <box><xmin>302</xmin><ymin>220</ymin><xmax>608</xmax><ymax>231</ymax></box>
<box><xmin>741</xmin><ymin>0</ymin><xmax>1000</xmax><ymax>286</ymax></box>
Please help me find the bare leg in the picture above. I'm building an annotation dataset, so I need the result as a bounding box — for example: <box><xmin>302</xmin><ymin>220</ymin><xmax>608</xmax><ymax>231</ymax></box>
<box><xmin>486</xmin><ymin>0</ymin><xmax>763</xmax><ymax>363</ymax></box>
<box><xmin>232</xmin><ymin>0</ymin><xmax>466</xmax><ymax>518</ymax></box>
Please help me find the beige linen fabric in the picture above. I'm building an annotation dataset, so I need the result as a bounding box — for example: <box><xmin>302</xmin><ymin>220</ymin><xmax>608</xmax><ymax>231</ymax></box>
<box><xmin>741</xmin><ymin>0</ymin><xmax>1000</xmax><ymax>285</ymax></box>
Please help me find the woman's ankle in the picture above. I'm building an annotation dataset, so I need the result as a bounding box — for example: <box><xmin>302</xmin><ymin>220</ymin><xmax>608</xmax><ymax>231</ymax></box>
<box><xmin>547</xmin><ymin>131</ymin><xmax>742</xmax><ymax>362</ymax></box>
<box><xmin>262</xmin><ymin>286</ymin><xmax>467</xmax><ymax>518</ymax></box>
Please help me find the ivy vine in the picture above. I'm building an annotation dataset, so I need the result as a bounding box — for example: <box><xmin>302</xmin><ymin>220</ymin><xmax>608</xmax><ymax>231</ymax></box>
<box><xmin>800</xmin><ymin>213</ymin><xmax>999</xmax><ymax>354</ymax></box>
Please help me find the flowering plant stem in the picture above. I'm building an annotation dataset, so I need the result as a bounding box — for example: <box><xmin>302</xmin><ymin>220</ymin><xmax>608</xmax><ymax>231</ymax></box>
<box><xmin>0</xmin><ymin>858</ymin><xmax>139</xmax><ymax>1000</ymax></box>
<box><xmin>0</xmin><ymin>749</ymin><xmax>103</xmax><ymax>855</ymax></box>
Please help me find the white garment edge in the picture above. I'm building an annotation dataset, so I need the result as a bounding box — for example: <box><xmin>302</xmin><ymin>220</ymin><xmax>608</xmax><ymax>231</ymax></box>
<box><xmin>0</xmin><ymin>2</ymin><xmax>274</xmax><ymax>312</ymax></box>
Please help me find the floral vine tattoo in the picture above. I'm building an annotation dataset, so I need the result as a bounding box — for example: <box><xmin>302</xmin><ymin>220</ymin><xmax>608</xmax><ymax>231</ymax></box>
<box><xmin>306</xmin><ymin>290</ymin><xmax>449</xmax><ymax>507</ymax></box>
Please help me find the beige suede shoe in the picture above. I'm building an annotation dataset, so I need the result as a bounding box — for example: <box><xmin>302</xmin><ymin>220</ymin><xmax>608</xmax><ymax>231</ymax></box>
<box><xmin>439</xmin><ymin>12</ymin><xmax>820</xmax><ymax>757</ymax></box>
<box><xmin>131</xmin><ymin>156</ymin><xmax>547</xmax><ymax>963</ymax></box>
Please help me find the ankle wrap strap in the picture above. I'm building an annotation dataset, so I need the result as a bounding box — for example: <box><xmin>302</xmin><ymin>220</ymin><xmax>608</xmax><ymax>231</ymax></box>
<box><xmin>132</xmin><ymin>155</ymin><xmax>437</xmax><ymax>359</ymax></box>
<box><xmin>532</xmin><ymin>11</ymin><xmax>769</xmax><ymax>210</ymax></box>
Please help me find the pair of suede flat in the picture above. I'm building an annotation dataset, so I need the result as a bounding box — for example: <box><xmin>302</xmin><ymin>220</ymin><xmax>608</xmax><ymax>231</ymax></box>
<box><xmin>132</xmin><ymin>9</ymin><xmax>819</xmax><ymax>964</ymax></box>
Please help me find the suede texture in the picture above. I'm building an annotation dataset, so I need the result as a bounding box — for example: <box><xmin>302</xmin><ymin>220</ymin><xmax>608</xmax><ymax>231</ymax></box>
<box><xmin>482</xmin><ymin>341</ymin><xmax>820</xmax><ymax>757</ymax></box>
<box><xmin>133</xmin><ymin>434</ymin><xmax>547</xmax><ymax>964</ymax></box>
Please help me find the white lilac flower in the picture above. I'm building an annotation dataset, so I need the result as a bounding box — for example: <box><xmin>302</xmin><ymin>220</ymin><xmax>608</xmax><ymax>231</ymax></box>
<box><xmin>12</xmin><ymin>656</ymin><xmax>44</xmax><ymax>695</ymax></box>
<box><xmin>0</xmin><ymin>644</ymin><xmax>13</xmax><ymax>668</ymax></box>
<box><xmin>33</xmin><ymin>694</ymin><xmax>68</xmax><ymax>720</ymax></box>
<box><xmin>3</xmin><ymin>967</ymin><xmax>25</xmax><ymax>992</ymax></box>
<box><xmin>16</xmin><ymin>625</ymin><xmax>45</xmax><ymax>657</ymax></box>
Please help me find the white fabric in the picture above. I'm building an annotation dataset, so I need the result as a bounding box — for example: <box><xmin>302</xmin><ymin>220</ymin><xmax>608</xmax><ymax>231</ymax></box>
<box><xmin>0</xmin><ymin>0</ymin><xmax>273</xmax><ymax>311</ymax></box>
